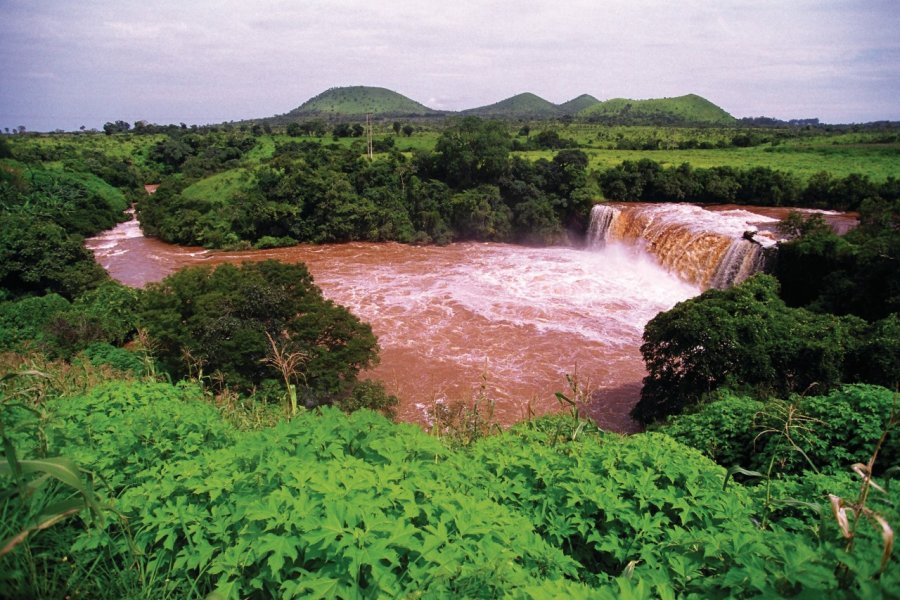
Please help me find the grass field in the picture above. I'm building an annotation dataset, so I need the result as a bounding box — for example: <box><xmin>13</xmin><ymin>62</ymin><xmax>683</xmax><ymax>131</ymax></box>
<box><xmin>574</xmin><ymin>146</ymin><xmax>899</xmax><ymax>181</ymax></box>
<box><xmin>180</xmin><ymin>168</ymin><xmax>250</xmax><ymax>203</ymax></box>
<box><xmin>8</xmin><ymin>123</ymin><xmax>899</xmax><ymax>187</ymax></box>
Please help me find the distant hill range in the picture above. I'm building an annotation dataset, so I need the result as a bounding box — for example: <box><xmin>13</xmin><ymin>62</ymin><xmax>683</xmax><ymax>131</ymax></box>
<box><xmin>286</xmin><ymin>86</ymin><xmax>440</xmax><ymax>118</ymax></box>
<box><xmin>461</xmin><ymin>92</ymin><xmax>563</xmax><ymax>119</ymax></box>
<box><xmin>557</xmin><ymin>94</ymin><xmax>602</xmax><ymax>115</ymax></box>
<box><xmin>274</xmin><ymin>86</ymin><xmax>736</xmax><ymax>125</ymax></box>
<box><xmin>579</xmin><ymin>94</ymin><xmax>736</xmax><ymax>125</ymax></box>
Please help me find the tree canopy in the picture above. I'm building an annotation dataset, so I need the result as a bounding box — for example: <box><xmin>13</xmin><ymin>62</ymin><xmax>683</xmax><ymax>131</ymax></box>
<box><xmin>632</xmin><ymin>274</ymin><xmax>896</xmax><ymax>423</ymax></box>
<box><xmin>139</xmin><ymin>260</ymin><xmax>379</xmax><ymax>404</ymax></box>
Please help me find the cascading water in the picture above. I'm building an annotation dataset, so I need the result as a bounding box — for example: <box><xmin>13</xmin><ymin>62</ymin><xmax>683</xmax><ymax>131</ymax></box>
<box><xmin>587</xmin><ymin>203</ymin><xmax>779</xmax><ymax>289</ymax></box>
<box><xmin>708</xmin><ymin>239</ymin><xmax>770</xmax><ymax>289</ymax></box>
<box><xmin>586</xmin><ymin>204</ymin><xmax>620</xmax><ymax>247</ymax></box>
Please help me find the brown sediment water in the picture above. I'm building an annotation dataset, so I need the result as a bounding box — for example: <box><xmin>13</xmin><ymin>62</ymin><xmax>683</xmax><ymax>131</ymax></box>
<box><xmin>85</xmin><ymin>202</ymin><xmax>854</xmax><ymax>432</ymax></box>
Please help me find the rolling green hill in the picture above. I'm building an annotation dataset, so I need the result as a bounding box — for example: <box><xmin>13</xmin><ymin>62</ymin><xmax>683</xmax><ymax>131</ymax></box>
<box><xmin>274</xmin><ymin>87</ymin><xmax>737</xmax><ymax>125</ymax></box>
<box><xmin>558</xmin><ymin>94</ymin><xmax>601</xmax><ymax>114</ymax></box>
<box><xmin>461</xmin><ymin>92</ymin><xmax>562</xmax><ymax>119</ymax></box>
<box><xmin>578</xmin><ymin>94</ymin><xmax>736</xmax><ymax>125</ymax></box>
<box><xmin>286</xmin><ymin>86</ymin><xmax>439</xmax><ymax>117</ymax></box>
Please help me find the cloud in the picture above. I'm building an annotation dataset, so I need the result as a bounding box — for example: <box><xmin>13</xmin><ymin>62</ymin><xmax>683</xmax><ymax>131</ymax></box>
<box><xmin>1</xmin><ymin>0</ymin><xmax>898</xmax><ymax>130</ymax></box>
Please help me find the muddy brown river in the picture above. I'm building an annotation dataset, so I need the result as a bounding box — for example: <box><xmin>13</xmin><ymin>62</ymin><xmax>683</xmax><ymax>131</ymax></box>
<box><xmin>86</xmin><ymin>202</ymin><xmax>853</xmax><ymax>432</ymax></box>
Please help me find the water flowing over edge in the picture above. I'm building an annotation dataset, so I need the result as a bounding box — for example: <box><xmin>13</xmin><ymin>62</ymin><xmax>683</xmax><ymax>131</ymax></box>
<box><xmin>587</xmin><ymin>203</ymin><xmax>779</xmax><ymax>289</ymax></box>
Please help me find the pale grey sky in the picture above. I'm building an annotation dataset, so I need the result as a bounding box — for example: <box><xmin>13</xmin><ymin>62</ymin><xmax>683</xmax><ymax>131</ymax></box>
<box><xmin>2</xmin><ymin>0</ymin><xmax>898</xmax><ymax>131</ymax></box>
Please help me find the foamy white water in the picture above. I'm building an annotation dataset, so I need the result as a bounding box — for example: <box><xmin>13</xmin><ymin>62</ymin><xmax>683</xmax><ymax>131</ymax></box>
<box><xmin>87</xmin><ymin>212</ymin><xmax>699</xmax><ymax>430</ymax></box>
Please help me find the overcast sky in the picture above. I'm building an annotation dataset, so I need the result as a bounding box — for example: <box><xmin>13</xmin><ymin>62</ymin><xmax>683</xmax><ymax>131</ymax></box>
<box><xmin>2</xmin><ymin>0</ymin><xmax>898</xmax><ymax>131</ymax></box>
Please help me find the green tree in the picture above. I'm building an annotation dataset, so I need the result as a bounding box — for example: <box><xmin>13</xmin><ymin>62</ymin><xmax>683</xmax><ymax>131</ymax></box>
<box><xmin>101</xmin><ymin>120</ymin><xmax>131</xmax><ymax>135</ymax></box>
<box><xmin>633</xmin><ymin>275</ymin><xmax>867</xmax><ymax>423</ymax></box>
<box><xmin>660</xmin><ymin>385</ymin><xmax>898</xmax><ymax>475</ymax></box>
<box><xmin>0</xmin><ymin>214</ymin><xmax>108</xmax><ymax>300</ymax></box>
<box><xmin>332</xmin><ymin>123</ymin><xmax>352</xmax><ymax>138</ymax></box>
<box><xmin>433</xmin><ymin>117</ymin><xmax>510</xmax><ymax>188</ymax></box>
<box><xmin>285</xmin><ymin>122</ymin><xmax>302</xmax><ymax>137</ymax></box>
<box><xmin>139</xmin><ymin>260</ymin><xmax>378</xmax><ymax>403</ymax></box>
<box><xmin>148</xmin><ymin>137</ymin><xmax>194</xmax><ymax>173</ymax></box>
<box><xmin>450</xmin><ymin>185</ymin><xmax>512</xmax><ymax>241</ymax></box>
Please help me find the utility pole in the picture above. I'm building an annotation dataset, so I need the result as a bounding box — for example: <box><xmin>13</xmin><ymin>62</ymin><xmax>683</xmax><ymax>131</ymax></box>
<box><xmin>366</xmin><ymin>113</ymin><xmax>374</xmax><ymax>160</ymax></box>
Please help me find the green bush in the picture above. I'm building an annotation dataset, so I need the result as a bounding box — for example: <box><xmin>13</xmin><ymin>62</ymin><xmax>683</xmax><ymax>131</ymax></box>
<box><xmin>335</xmin><ymin>379</ymin><xmax>399</xmax><ymax>416</ymax></box>
<box><xmin>659</xmin><ymin>385</ymin><xmax>898</xmax><ymax>475</ymax></box>
<box><xmin>0</xmin><ymin>214</ymin><xmax>109</xmax><ymax>300</ymax></box>
<box><xmin>0</xmin><ymin>293</ymin><xmax>71</xmax><ymax>351</ymax></box>
<box><xmin>652</xmin><ymin>391</ymin><xmax>766</xmax><ymax>467</ymax></box>
<box><xmin>39</xmin><ymin>381</ymin><xmax>236</xmax><ymax>491</ymax></box>
<box><xmin>3</xmin><ymin>382</ymin><xmax>897</xmax><ymax>598</ymax></box>
<box><xmin>138</xmin><ymin>260</ymin><xmax>378</xmax><ymax>402</ymax></box>
<box><xmin>0</xmin><ymin>381</ymin><xmax>236</xmax><ymax>597</ymax></box>
<box><xmin>634</xmin><ymin>275</ymin><xmax>873</xmax><ymax>424</ymax></box>
<box><xmin>0</xmin><ymin>283</ymin><xmax>139</xmax><ymax>358</ymax></box>
<box><xmin>81</xmin><ymin>343</ymin><xmax>145</xmax><ymax>375</ymax></box>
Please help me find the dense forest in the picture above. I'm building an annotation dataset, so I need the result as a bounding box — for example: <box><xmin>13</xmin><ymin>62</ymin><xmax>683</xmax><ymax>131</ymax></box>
<box><xmin>1</xmin><ymin>120</ymin><xmax>898</xmax><ymax>597</ymax></box>
<box><xmin>138</xmin><ymin>118</ymin><xmax>595</xmax><ymax>248</ymax></box>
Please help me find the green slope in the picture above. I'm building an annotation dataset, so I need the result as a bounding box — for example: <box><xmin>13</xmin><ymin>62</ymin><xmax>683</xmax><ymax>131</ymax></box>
<box><xmin>579</xmin><ymin>94</ymin><xmax>736</xmax><ymax>125</ymax></box>
<box><xmin>287</xmin><ymin>86</ymin><xmax>438</xmax><ymax>117</ymax></box>
<box><xmin>462</xmin><ymin>92</ymin><xmax>562</xmax><ymax>118</ymax></box>
<box><xmin>557</xmin><ymin>94</ymin><xmax>601</xmax><ymax>114</ymax></box>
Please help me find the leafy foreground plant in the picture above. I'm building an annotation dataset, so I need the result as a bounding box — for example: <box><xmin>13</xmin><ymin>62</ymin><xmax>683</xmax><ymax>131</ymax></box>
<box><xmin>2</xmin><ymin>380</ymin><xmax>897</xmax><ymax>598</ymax></box>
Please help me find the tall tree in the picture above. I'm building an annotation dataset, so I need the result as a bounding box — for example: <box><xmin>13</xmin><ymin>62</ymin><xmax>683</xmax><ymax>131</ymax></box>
<box><xmin>433</xmin><ymin>117</ymin><xmax>511</xmax><ymax>188</ymax></box>
<box><xmin>139</xmin><ymin>261</ymin><xmax>379</xmax><ymax>404</ymax></box>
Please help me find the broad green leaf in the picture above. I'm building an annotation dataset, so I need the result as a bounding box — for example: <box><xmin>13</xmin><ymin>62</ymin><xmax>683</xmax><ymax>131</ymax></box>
<box><xmin>0</xmin><ymin>456</ymin><xmax>86</xmax><ymax>492</ymax></box>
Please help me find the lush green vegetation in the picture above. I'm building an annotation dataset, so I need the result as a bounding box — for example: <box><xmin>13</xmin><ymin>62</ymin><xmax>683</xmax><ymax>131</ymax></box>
<box><xmin>597</xmin><ymin>158</ymin><xmax>899</xmax><ymax>210</ymax></box>
<box><xmin>2</xmin><ymin>378</ymin><xmax>897</xmax><ymax>598</ymax></box>
<box><xmin>775</xmin><ymin>205</ymin><xmax>900</xmax><ymax>321</ymax></box>
<box><xmin>0</xmin><ymin>114</ymin><xmax>897</xmax><ymax>597</ymax></box>
<box><xmin>140</xmin><ymin>260</ymin><xmax>379</xmax><ymax>403</ymax></box>
<box><xmin>656</xmin><ymin>385</ymin><xmax>898</xmax><ymax>476</ymax></box>
<box><xmin>0</xmin><ymin>159</ymin><xmax>134</xmax><ymax>301</ymax></box>
<box><xmin>139</xmin><ymin>118</ymin><xmax>596</xmax><ymax>248</ymax></box>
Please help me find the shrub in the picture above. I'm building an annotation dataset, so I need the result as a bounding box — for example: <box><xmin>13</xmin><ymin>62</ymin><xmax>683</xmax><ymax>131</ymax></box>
<box><xmin>335</xmin><ymin>379</ymin><xmax>399</xmax><ymax>416</ymax></box>
<box><xmin>81</xmin><ymin>342</ymin><xmax>145</xmax><ymax>376</ymax></box>
<box><xmin>139</xmin><ymin>260</ymin><xmax>379</xmax><ymax>403</ymax></box>
<box><xmin>652</xmin><ymin>391</ymin><xmax>765</xmax><ymax>467</ymax></box>
<box><xmin>3</xmin><ymin>385</ymin><xmax>897</xmax><ymax>598</ymax></box>
<box><xmin>634</xmin><ymin>275</ymin><xmax>871</xmax><ymax>424</ymax></box>
<box><xmin>660</xmin><ymin>385</ymin><xmax>898</xmax><ymax>476</ymax></box>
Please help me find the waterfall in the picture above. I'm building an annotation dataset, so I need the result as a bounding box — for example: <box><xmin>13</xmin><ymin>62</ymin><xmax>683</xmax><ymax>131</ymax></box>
<box><xmin>587</xmin><ymin>204</ymin><xmax>620</xmax><ymax>247</ymax></box>
<box><xmin>586</xmin><ymin>202</ymin><xmax>778</xmax><ymax>289</ymax></box>
<box><xmin>708</xmin><ymin>239</ymin><xmax>771</xmax><ymax>289</ymax></box>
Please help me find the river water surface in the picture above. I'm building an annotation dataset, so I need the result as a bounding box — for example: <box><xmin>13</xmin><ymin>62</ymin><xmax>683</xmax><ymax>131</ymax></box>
<box><xmin>88</xmin><ymin>215</ymin><xmax>703</xmax><ymax>431</ymax></box>
<box><xmin>86</xmin><ymin>203</ymin><xmax>853</xmax><ymax>432</ymax></box>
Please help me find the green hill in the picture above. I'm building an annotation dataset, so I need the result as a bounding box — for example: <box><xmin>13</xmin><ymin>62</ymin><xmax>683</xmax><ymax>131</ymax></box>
<box><xmin>578</xmin><ymin>94</ymin><xmax>736</xmax><ymax>125</ymax></box>
<box><xmin>557</xmin><ymin>94</ymin><xmax>601</xmax><ymax>114</ymax></box>
<box><xmin>286</xmin><ymin>86</ymin><xmax>439</xmax><ymax>118</ymax></box>
<box><xmin>462</xmin><ymin>92</ymin><xmax>562</xmax><ymax>119</ymax></box>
